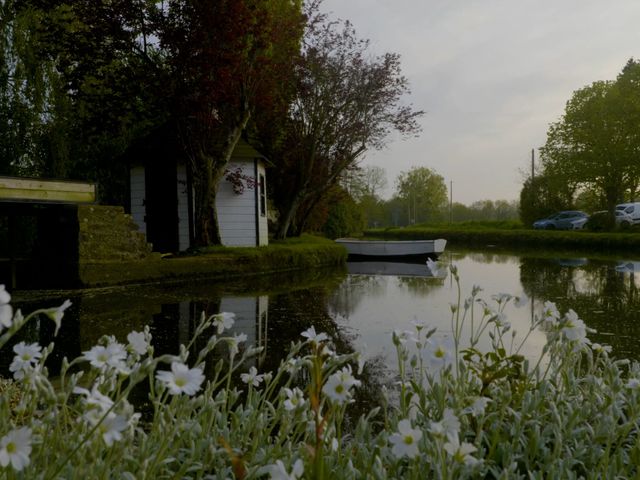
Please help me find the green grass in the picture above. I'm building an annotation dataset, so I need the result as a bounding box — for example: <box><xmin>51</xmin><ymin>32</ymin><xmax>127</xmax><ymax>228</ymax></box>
<box><xmin>364</xmin><ymin>224</ymin><xmax>640</xmax><ymax>253</ymax></box>
<box><xmin>80</xmin><ymin>235</ymin><xmax>348</xmax><ymax>287</ymax></box>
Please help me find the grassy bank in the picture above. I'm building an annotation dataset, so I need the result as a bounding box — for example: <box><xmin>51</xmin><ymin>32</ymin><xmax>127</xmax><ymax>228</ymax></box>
<box><xmin>364</xmin><ymin>224</ymin><xmax>640</xmax><ymax>253</ymax></box>
<box><xmin>79</xmin><ymin>235</ymin><xmax>348</xmax><ymax>288</ymax></box>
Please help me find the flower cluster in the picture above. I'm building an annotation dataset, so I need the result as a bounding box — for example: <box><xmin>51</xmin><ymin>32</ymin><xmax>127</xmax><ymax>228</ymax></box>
<box><xmin>0</xmin><ymin>276</ymin><xmax>639</xmax><ymax>479</ymax></box>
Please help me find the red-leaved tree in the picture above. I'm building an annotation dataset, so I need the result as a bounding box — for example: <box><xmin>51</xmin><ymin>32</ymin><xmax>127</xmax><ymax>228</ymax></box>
<box><xmin>157</xmin><ymin>0</ymin><xmax>304</xmax><ymax>245</ymax></box>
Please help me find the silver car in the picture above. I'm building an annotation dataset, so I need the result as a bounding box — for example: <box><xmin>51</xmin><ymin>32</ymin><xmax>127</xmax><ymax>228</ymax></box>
<box><xmin>533</xmin><ymin>211</ymin><xmax>589</xmax><ymax>230</ymax></box>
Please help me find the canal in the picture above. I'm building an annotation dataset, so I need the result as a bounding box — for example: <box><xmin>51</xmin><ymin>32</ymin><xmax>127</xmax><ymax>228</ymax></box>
<box><xmin>4</xmin><ymin>247</ymin><xmax>640</xmax><ymax>388</ymax></box>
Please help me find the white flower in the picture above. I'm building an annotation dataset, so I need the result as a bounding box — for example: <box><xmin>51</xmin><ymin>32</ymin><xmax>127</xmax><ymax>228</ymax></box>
<box><xmin>240</xmin><ymin>366</ymin><xmax>265</xmax><ymax>387</ymax></box>
<box><xmin>561</xmin><ymin>310</ymin><xmax>588</xmax><ymax>342</ymax></box>
<box><xmin>411</xmin><ymin>319</ymin><xmax>428</xmax><ymax>331</ymax></box>
<box><xmin>10</xmin><ymin>342</ymin><xmax>42</xmax><ymax>372</ymax></box>
<box><xmin>83</xmin><ymin>341</ymin><xmax>127</xmax><ymax>371</ymax></box>
<box><xmin>283</xmin><ymin>387</ymin><xmax>306</xmax><ymax>411</ymax></box>
<box><xmin>73</xmin><ymin>385</ymin><xmax>114</xmax><ymax>411</ymax></box>
<box><xmin>47</xmin><ymin>299</ymin><xmax>71</xmax><ymax>335</ymax></box>
<box><xmin>491</xmin><ymin>293</ymin><xmax>511</xmax><ymax>304</ymax></box>
<box><xmin>591</xmin><ymin>343</ymin><xmax>612</xmax><ymax>354</ymax></box>
<box><xmin>0</xmin><ymin>285</ymin><xmax>12</xmax><ymax>330</ymax></box>
<box><xmin>260</xmin><ymin>459</ymin><xmax>304</xmax><ymax>480</ymax></box>
<box><xmin>426</xmin><ymin>259</ymin><xmax>446</xmax><ymax>278</ymax></box>
<box><xmin>429</xmin><ymin>408</ymin><xmax>460</xmax><ymax>443</ymax></box>
<box><xmin>322</xmin><ymin>366</ymin><xmax>360</xmax><ymax>404</ymax></box>
<box><xmin>156</xmin><ymin>362</ymin><xmax>205</xmax><ymax>396</ymax></box>
<box><xmin>389</xmin><ymin>419</ymin><xmax>423</xmax><ymax>459</ymax></box>
<box><xmin>301</xmin><ymin>326</ymin><xmax>328</xmax><ymax>343</ymax></box>
<box><xmin>0</xmin><ymin>285</ymin><xmax>10</xmax><ymax>304</ymax></box>
<box><xmin>492</xmin><ymin>311</ymin><xmax>510</xmax><ymax>329</ymax></box>
<box><xmin>626</xmin><ymin>378</ymin><xmax>640</xmax><ymax>389</ymax></box>
<box><xmin>514</xmin><ymin>295</ymin><xmax>528</xmax><ymax>308</ymax></box>
<box><xmin>422</xmin><ymin>336</ymin><xmax>454</xmax><ymax>372</ymax></box>
<box><xmin>96</xmin><ymin>412</ymin><xmax>129</xmax><ymax>446</ymax></box>
<box><xmin>213</xmin><ymin>312</ymin><xmax>235</xmax><ymax>334</ymax></box>
<box><xmin>228</xmin><ymin>333</ymin><xmax>247</xmax><ymax>356</ymax></box>
<box><xmin>127</xmin><ymin>330</ymin><xmax>149</xmax><ymax>356</ymax></box>
<box><xmin>542</xmin><ymin>301</ymin><xmax>560</xmax><ymax>323</ymax></box>
<box><xmin>392</xmin><ymin>330</ymin><xmax>418</xmax><ymax>346</ymax></box>
<box><xmin>0</xmin><ymin>427</ymin><xmax>32</xmax><ymax>471</ymax></box>
<box><xmin>444</xmin><ymin>439</ymin><xmax>480</xmax><ymax>466</ymax></box>
<box><xmin>464</xmin><ymin>397</ymin><xmax>491</xmax><ymax>417</ymax></box>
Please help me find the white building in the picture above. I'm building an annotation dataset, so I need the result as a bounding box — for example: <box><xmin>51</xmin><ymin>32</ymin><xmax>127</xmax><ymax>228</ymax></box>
<box><xmin>129</xmin><ymin>139</ymin><xmax>269</xmax><ymax>252</ymax></box>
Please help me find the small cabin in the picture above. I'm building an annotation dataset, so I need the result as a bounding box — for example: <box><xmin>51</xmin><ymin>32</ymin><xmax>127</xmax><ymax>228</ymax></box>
<box><xmin>129</xmin><ymin>139</ymin><xmax>269</xmax><ymax>252</ymax></box>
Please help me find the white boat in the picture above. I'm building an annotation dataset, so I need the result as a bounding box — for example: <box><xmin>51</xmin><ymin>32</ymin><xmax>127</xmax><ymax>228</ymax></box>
<box><xmin>335</xmin><ymin>238</ymin><xmax>446</xmax><ymax>259</ymax></box>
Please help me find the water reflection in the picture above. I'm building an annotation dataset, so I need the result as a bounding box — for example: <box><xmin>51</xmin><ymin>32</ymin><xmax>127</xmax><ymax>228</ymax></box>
<box><xmin>4</xmin><ymin>249</ymin><xmax>640</xmax><ymax>393</ymax></box>
<box><xmin>520</xmin><ymin>256</ymin><xmax>640</xmax><ymax>359</ymax></box>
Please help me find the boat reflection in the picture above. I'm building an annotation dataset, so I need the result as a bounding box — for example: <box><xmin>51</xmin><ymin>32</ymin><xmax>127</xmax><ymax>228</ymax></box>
<box><xmin>346</xmin><ymin>260</ymin><xmax>435</xmax><ymax>277</ymax></box>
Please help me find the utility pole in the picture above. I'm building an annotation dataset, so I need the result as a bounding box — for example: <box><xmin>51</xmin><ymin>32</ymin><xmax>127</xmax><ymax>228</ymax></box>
<box><xmin>449</xmin><ymin>180</ymin><xmax>453</xmax><ymax>224</ymax></box>
<box><xmin>531</xmin><ymin>148</ymin><xmax>535</xmax><ymax>181</ymax></box>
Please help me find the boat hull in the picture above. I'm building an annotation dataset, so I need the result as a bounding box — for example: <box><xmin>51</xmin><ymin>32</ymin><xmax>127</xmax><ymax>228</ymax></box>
<box><xmin>335</xmin><ymin>238</ymin><xmax>446</xmax><ymax>260</ymax></box>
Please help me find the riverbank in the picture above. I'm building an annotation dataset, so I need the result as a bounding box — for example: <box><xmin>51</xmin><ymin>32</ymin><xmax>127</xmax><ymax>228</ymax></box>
<box><xmin>363</xmin><ymin>225</ymin><xmax>640</xmax><ymax>253</ymax></box>
<box><xmin>78</xmin><ymin>235</ymin><xmax>347</xmax><ymax>288</ymax></box>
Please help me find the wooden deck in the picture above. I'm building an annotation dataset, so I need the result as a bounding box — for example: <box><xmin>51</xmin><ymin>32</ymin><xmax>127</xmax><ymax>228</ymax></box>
<box><xmin>0</xmin><ymin>176</ymin><xmax>96</xmax><ymax>204</ymax></box>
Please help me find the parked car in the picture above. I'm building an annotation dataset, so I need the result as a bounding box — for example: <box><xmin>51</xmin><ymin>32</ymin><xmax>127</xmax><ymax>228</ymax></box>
<box><xmin>615</xmin><ymin>202</ymin><xmax>640</xmax><ymax>225</ymax></box>
<box><xmin>586</xmin><ymin>210</ymin><xmax>635</xmax><ymax>230</ymax></box>
<box><xmin>532</xmin><ymin>211</ymin><xmax>589</xmax><ymax>230</ymax></box>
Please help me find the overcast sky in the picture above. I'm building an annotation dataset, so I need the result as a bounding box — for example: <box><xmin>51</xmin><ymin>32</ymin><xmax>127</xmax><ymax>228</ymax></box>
<box><xmin>321</xmin><ymin>0</ymin><xmax>640</xmax><ymax>204</ymax></box>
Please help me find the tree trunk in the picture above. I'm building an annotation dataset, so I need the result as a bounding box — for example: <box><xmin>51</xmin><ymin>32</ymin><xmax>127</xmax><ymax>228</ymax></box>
<box><xmin>275</xmin><ymin>191</ymin><xmax>305</xmax><ymax>239</ymax></box>
<box><xmin>193</xmin><ymin>158</ymin><xmax>222</xmax><ymax>246</ymax></box>
<box><xmin>191</xmin><ymin>107</ymin><xmax>251</xmax><ymax>246</ymax></box>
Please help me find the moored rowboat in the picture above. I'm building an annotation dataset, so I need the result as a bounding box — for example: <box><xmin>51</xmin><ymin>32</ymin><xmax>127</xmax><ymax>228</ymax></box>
<box><xmin>335</xmin><ymin>238</ymin><xmax>446</xmax><ymax>260</ymax></box>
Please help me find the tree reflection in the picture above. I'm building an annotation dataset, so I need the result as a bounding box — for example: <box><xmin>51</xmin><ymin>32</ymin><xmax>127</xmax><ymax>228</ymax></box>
<box><xmin>520</xmin><ymin>257</ymin><xmax>640</xmax><ymax>359</ymax></box>
<box><xmin>266</xmin><ymin>287</ymin><xmax>390</xmax><ymax>425</ymax></box>
<box><xmin>328</xmin><ymin>275</ymin><xmax>386</xmax><ymax>320</ymax></box>
<box><xmin>396</xmin><ymin>275</ymin><xmax>442</xmax><ymax>296</ymax></box>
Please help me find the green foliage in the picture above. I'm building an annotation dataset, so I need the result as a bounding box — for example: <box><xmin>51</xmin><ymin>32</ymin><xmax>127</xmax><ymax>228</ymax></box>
<box><xmin>585</xmin><ymin>211</ymin><xmax>616</xmax><ymax>232</ymax></box>
<box><xmin>519</xmin><ymin>175</ymin><xmax>573</xmax><ymax>226</ymax></box>
<box><xmin>0</xmin><ymin>3</ymin><xmax>74</xmax><ymax>177</ymax></box>
<box><xmin>269</xmin><ymin>5</ymin><xmax>422</xmax><ymax>239</ymax></box>
<box><xmin>322</xmin><ymin>195</ymin><xmax>365</xmax><ymax>239</ymax></box>
<box><xmin>394</xmin><ymin>166</ymin><xmax>448</xmax><ymax>225</ymax></box>
<box><xmin>538</xmin><ymin>59</ymin><xmax>640</xmax><ymax>213</ymax></box>
<box><xmin>364</xmin><ymin>224</ymin><xmax>640</xmax><ymax>252</ymax></box>
<box><xmin>449</xmin><ymin>200</ymin><xmax>519</xmax><ymax>223</ymax></box>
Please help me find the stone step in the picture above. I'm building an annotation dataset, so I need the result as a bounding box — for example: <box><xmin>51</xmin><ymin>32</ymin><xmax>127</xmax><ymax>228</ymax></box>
<box><xmin>76</xmin><ymin>204</ymin><xmax>156</xmax><ymax>262</ymax></box>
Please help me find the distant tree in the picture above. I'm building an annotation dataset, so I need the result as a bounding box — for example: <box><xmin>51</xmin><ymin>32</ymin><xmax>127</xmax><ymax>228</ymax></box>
<box><xmin>540</xmin><ymin>60</ymin><xmax>640</xmax><ymax>213</ymax></box>
<box><xmin>519</xmin><ymin>174</ymin><xmax>573</xmax><ymax>226</ymax></box>
<box><xmin>394</xmin><ymin>166</ymin><xmax>447</xmax><ymax>225</ymax></box>
<box><xmin>12</xmin><ymin>0</ymin><xmax>168</xmax><ymax>202</ymax></box>
<box><xmin>0</xmin><ymin>2</ymin><xmax>73</xmax><ymax>177</ymax></box>
<box><xmin>339</xmin><ymin>165</ymin><xmax>388</xmax><ymax>227</ymax></box>
<box><xmin>352</xmin><ymin>165</ymin><xmax>388</xmax><ymax>200</ymax></box>
<box><xmin>271</xmin><ymin>3</ymin><xmax>423</xmax><ymax>238</ymax></box>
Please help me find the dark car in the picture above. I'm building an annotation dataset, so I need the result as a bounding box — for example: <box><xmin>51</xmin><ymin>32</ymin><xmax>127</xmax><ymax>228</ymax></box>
<box><xmin>532</xmin><ymin>211</ymin><xmax>589</xmax><ymax>230</ymax></box>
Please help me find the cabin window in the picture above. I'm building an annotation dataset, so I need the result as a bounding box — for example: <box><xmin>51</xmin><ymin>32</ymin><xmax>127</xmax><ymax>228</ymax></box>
<box><xmin>259</xmin><ymin>174</ymin><xmax>266</xmax><ymax>216</ymax></box>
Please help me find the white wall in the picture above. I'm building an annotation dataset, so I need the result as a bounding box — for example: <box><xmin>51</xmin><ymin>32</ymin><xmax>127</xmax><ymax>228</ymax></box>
<box><xmin>220</xmin><ymin>296</ymin><xmax>257</xmax><ymax>347</ymax></box>
<box><xmin>256</xmin><ymin>163</ymin><xmax>269</xmax><ymax>246</ymax></box>
<box><xmin>216</xmin><ymin>161</ymin><xmax>257</xmax><ymax>247</ymax></box>
<box><xmin>176</xmin><ymin>164</ymin><xmax>190</xmax><ymax>251</ymax></box>
<box><xmin>130</xmin><ymin>166</ymin><xmax>146</xmax><ymax>234</ymax></box>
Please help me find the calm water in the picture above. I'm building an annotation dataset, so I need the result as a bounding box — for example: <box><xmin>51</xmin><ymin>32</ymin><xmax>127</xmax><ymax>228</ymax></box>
<box><xmin>4</xmin><ymin>248</ymin><xmax>640</xmax><ymax>385</ymax></box>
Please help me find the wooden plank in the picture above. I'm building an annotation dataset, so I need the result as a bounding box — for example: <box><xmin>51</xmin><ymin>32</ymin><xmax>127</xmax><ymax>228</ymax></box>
<box><xmin>0</xmin><ymin>176</ymin><xmax>96</xmax><ymax>203</ymax></box>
